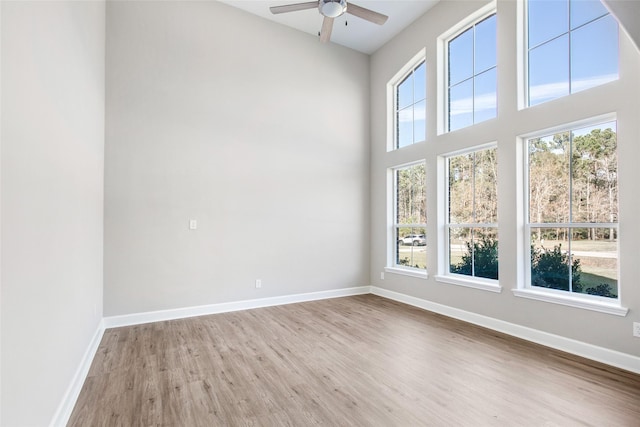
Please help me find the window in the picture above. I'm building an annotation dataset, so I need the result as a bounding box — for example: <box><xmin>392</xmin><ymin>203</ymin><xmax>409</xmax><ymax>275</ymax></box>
<box><xmin>525</xmin><ymin>120</ymin><xmax>618</xmax><ymax>300</ymax></box>
<box><xmin>447</xmin><ymin>14</ymin><xmax>497</xmax><ymax>132</ymax></box>
<box><xmin>395</xmin><ymin>61</ymin><xmax>426</xmax><ymax>149</ymax></box>
<box><xmin>391</xmin><ymin>163</ymin><xmax>427</xmax><ymax>273</ymax></box>
<box><xmin>527</xmin><ymin>0</ymin><xmax>618</xmax><ymax>106</ymax></box>
<box><xmin>444</xmin><ymin>146</ymin><xmax>498</xmax><ymax>282</ymax></box>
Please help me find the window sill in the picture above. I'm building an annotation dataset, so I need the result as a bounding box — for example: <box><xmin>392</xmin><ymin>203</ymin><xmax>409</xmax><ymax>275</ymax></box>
<box><xmin>434</xmin><ymin>275</ymin><xmax>502</xmax><ymax>293</ymax></box>
<box><xmin>512</xmin><ymin>288</ymin><xmax>628</xmax><ymax>317</ymax></box>
<box><xmin>384</xmin><ymin>267</ymin><xmax>428</xmax><ymax>280</ymax></box>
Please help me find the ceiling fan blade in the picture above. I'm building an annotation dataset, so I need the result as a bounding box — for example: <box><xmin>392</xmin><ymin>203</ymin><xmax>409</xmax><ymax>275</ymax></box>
<box><xmin>346</xmin><ymin>2</ymin><xmax>388</xmax><ymax>25</ymax></box>
<box><xmin>270</xmin><ymin>2</ymin><xmax>318</xmax><ymax>15</ymax></box>
<box><xmin>320</xmin><ymin>16</ymin><xmax>334</xmax><ymax>43</ymax></box>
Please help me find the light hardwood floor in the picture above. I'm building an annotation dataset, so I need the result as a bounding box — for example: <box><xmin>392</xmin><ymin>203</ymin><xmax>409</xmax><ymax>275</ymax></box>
<box><xmin>69</xmin><ymin>295</ymin><xmax>640</xmax><ymax>426</ymax></box>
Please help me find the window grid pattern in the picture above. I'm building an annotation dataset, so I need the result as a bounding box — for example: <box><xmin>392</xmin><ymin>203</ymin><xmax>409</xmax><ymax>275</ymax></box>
<box><xmin>447</xmin><ymin>14</ymin><xmax>497</xmax><ymax>132</ymax></box>
<box><xmin>395</xmin><ymin>61</ymin><xmax>426</xmax><ymax>149</ymax></box>
<box><xmin>527</xmin><ymin>0</ymin><xmax>618</xmax><ymax>106</ymax></box>
<box><xmin>393</xmin><ymin>163</ymin><xmax>427</xmax><ymax>271</ymax></box>
<box><xmin>446</xmin><ymin>147</ymin><xmax>498</xmax><ymax>280</ymax></box>
<box><xmin>526</xmin><ymin>121</ymin><xmax>619</xmax><ymax>299</ymax></box>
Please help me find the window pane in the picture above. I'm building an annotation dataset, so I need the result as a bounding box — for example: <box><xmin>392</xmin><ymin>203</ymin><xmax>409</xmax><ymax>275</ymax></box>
<box><xmin>449</xmin><ymin>28</ymin><xmax>473</xmax><ymax>86</ymax></box>
<box><xmin>528</xmin><ymin>0</ymin><xmax>568</xmax><ymax>48</ymax></box>
<box><xmin>450</xmin><ymin>227</ymin><xmax>498</xmax><ymax>278</ymax></box>
<box><xmin>397</xmin><ymin>227</ymin><xmax>427</xmax><ymax>269</ymax></box>
<box><xmin>397</xmin><ymin>74</ymin><xmax>413</xmax><ymax>110</ymax></box>
<box><xmin>529</xmin><ymin>35</ymin><xmax>570</xmax><ymax>106</ymax></box>
<box><xmin>475</xmin><ymin>14</ymin><xmax>497</xmax><ymax>74</ymax></box>
<box><xmin>530</xmin><ymin>228</ymin><xmax>571</xmax><ymax>291</ymax></box>
<box><xmin>474</xmin><ymin>148</ymin><xmax>498</xmax><ymax>224</ymax></box>
<box><xmin>413</xmin><ymin>100</ymin><xmax>426</xmax><ymax>143</ymax></box>
<box><xmin>529</xmin><ymin>133</ymin><xmax>570</xmax><ymax>223</ymax></box>
<box><xmin>414</xmin><ymin>62</ymin><xmax>426</xmax><ymax>102</ymax></box>
<box><xmin>474</xmin><ymin>68</ymin><xmax>497</xmax><ymax>124</ymax></box>
<box><xmin>570</xmin><ymin>0</ymin><xmax>608</xmax><ymax>30</ymax></box>
<box><xmin>571</xmin><ymin>15</ymin><xmax>618</xmax><ymax>94</ymax></box>
<box><xmin>396</xmin><ymin>164</ymin><xmax>426</xmax><ymax>224</ymax></box>
<box><xmin>473</xmin><ymin>228</ymin><xmax>499</xmax><ymax>279</ymax></box>
<box><xmin>570</xmin><ymin>227</ymin><xmax>617</xmax><ymax>298</ymax></box>
<box><xmin>449</xmin><ymin>154</ymin><xmax>474</xmax><ymax>224</ymax></box>
<box><xmin>449</xmin><ymin>80</ymin><xmax>473</xmax><ymax>131</ymax></box>
<box><xmin>397</xmin><ymin>107</ymin><xmax>413</xmax><ymax>149</ymax></box>
<box><xmin>449</xmin><ymin>227</ymin><xmax>471</xmax><ymax>274</ymax></box>
<box><xmin>395</xmin><ymin>61</ymin><xmax>426</xmax><ymax>149</ymax></box>
<box><xmin>570</xmin><ymin>122</ymin><xmax>617</xmax><ymax>223</ymax></box>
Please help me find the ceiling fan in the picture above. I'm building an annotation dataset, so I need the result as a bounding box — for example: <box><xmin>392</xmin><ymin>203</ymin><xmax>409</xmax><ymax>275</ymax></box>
<box><xmin>270</xmin><ymin>0</ymin><xmax>389</xmax><ymax>43</ymax></box>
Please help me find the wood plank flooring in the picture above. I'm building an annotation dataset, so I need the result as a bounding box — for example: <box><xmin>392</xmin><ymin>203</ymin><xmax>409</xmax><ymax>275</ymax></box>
<box><xmin>68</xmin><ymin>295</ymin><xmax>640</xmax><ymax>426</ymax></box>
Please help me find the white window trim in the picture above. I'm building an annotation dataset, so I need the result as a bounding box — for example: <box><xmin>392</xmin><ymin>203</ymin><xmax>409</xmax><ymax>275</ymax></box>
<box><xmin>436</xmin><ymin>1</ymin><xmax>497</xmax><ymax>135</ymax></box>
<box><xmin>516</xmin><ymin>114</ymin><xmax>627</xmax><ymax>316</ymax></box>
<box><xmin>516</xmin><ymin>0</ymin><xmax>527</xmax><ymax>110</ymax></box>
<box><xmin>387</xmin><ymin>49</ymin><xmax>426</xmax><ymax>152</ymax></box>
<box><xmin>512</xmin><ymin>288</ymin><xmax>627</xmax><ymax>316</ymax></box>
<box><xmin>435</xmin><ymin>274</ymin><xmax>502</xmax><ymax>293</ymax></box>
<box><xmin>385</xmin><ymin>266</ymin><xmax>428</xmax><ymax>280</ymax></box>
<box><xmin>437</xmin><ymin>142</ymin><xmax>500</xmax><ymax>292</ymax></box>
<box><xmin>388</xmin><ymin>161</ymin><xmax>428</xmax><ymax>276</ymax></box>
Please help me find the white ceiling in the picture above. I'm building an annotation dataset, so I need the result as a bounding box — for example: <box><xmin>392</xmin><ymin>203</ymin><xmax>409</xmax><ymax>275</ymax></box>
<box><xmin>219</xmin><ymin>0</ymin><xmax>441</xmax><ymax>54</ymax></box>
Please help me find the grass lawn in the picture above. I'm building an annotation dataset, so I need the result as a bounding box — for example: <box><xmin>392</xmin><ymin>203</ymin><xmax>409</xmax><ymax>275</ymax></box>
<box><xmin>397</xmin><ymin>246</ymin><xmax>427</xmax><ymax>269</ymax></box>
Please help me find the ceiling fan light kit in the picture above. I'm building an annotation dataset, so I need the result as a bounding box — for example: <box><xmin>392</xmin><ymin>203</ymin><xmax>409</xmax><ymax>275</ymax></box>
<box><xmin>319</xmin><ymin>0</ymin><xmax>347</xmax><ymax>18</ymax></box>
<box><xmin>269</xmin><ymin>0</ymin><xmax>388</xmax><ymax>43</ymax></box>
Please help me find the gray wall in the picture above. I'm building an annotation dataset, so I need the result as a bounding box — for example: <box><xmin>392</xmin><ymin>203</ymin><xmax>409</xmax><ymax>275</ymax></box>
<box><xmin>104</xmin><ymin>1</ymin><xmax>370</xmax><ymax>316</ymax></box>
<box><xmin>0</xmin><ymin>1</ymin><xmax>105</xmax><ymax>425</ymax></box>
<box><xmin>370</xmin><ymin>0</ymin><xmax>640</xmax><ymax>357</ymax></box>
<box><xmin>604</xmin><ymin>0</ymin><xmax>640</xmax><ymax>51</ymax></box>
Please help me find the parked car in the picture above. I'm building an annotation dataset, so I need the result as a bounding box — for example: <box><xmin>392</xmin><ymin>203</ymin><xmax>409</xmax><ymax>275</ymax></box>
<box><xmin>400</xmin><ymin>234</ymin><xmax>426</xmax><ymax>246</ymax></box>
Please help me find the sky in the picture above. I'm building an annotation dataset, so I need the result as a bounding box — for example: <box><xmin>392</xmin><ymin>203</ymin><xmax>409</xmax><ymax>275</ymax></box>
<box><xmin>396</xmin><ymin>0</ymin><xmax>619</xmax><ymax>145</ymax></box>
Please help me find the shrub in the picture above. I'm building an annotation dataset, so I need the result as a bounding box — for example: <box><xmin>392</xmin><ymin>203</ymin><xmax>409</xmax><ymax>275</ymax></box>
<box><xmin>451</xmin><ymin>235</ymin><xmax>498</xmax><ymax>279</ymax></box>
<box><xmin>585</xmin><ymin>283</ymin><xmax>616</xmax><ymax>298</ymax></box>
<box><xmin>530</xmin><ymin>244</ymin><xmax>582</xmax><ymax>293</ymax></box>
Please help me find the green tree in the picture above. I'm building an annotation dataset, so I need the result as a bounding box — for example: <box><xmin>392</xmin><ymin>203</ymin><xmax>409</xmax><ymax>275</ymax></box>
<box><xmin>528</xmin><ymin>133</ymin><xmax>570</xmax><ymax>241</ymax></box>
<box><xmin>572</xmin><ymin>127</ymin><xmax>617</xmax><ymax>240</ymax></box>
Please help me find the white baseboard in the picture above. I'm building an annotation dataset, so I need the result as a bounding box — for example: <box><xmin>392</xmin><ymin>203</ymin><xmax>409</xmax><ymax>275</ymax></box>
<box><xmin>103</xmin><ymin>286</ymin><xmax>371</xmax><ymax>329</ymax></box>
<box><xmin>370</xmin><ymin>286</ymin><xmax>640</xmax><ymax>375</ymax></box>
<box><xmin>49</xmin><ymin>319</ymin><xmax>105</xmax><ymax>427</ymax></box>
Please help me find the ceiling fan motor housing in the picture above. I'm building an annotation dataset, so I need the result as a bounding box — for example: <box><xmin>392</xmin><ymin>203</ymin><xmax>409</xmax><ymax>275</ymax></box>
<box><xmin>319</xmin><ymin>0</ymin><xmax>347</xmax><ymax>18</ymax></box>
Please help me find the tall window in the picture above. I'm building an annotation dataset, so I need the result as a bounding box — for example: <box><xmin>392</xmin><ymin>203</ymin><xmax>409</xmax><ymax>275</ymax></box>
<box><xmin>393</xmin><ymin>163</ymin><xmax>427</xmax><ymax>271</ymax></box>
<box><xmin>395</xmin><ymin>61</ymin><xmax>426</xmax><ymax>149</ymax></box>
<box><xmin>526</xmin><ymin>120</ymin><xmax>618</xmax><ymax>299</ymax></box>
<box><xmin>527</xmin><ymin>0</ymin><xmax>618</xmax><ymax>106</ymax></box>
<box><xmin>447</xmin><ymin>14</ymin><xmax>497</xmax><ymax>132</ymax></box>
<box><xmin>446</xmin><ymin>146</ymin><xmax>498</xmax><ymax>280</ymax></box>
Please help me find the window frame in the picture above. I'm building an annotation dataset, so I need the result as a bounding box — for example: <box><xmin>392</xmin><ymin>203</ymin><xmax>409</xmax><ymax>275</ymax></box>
<box><xmin>387</xmin><ymin>51</ymin><xmax>427</xmax><ymax>152</ymax></box>
<box><xmin>437</xmin><ymin>1</ymin><xmax>497</xmax><ymax>135</ymax></box>
<box><xmin>386</xmin><ymin>161</ymin><xmax>428</xmax><ymax>278</ymax></box>
<box><xmin>435</xmin><ymin>143</ymin><xmax>501</xmax><ymax>293</ymax></box>
<box><xmin>522</xmin><ymin>0</ymin><xmax>619</xmax><ymax>108</ymax></box>
<box><xmin>515</xmin><ymin>114</ymin><xmax>628</xmax><ymax>316</ymax></box>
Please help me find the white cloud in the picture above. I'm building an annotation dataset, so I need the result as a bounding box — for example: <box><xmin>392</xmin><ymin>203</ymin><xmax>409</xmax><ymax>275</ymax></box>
<box><xmin>530</xmin><ymin>73</ymin><xmax>617</xmax><ymax>104</ymax></box>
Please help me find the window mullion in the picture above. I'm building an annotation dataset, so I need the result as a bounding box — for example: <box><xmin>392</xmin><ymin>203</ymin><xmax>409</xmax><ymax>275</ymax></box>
<box><xmin>567</xmin><ymin>0</ymin><xmax>572</xmax><ymax>95</ymax></box>
<box><xmin>568</xmin><ymin>131</ymin><xmax>573</xmax><ymax>292</ymax></box>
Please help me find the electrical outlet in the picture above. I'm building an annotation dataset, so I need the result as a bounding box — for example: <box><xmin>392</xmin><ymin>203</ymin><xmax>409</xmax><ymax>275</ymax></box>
<box><xmin>380</xmin><ymin>272</ymin><xmax>385</xmax><ymax>280</ymax></box>
<box><xmin>255</xmin><ymin>279</ymin><xmax>262</xmax><ymax>289</ymax></box>
<box><xmin>189</xmin><ymin>219</ymin><xmax>197</xmax><ymax>230</ymax></box>
<box><xmin>633</xmin><ymin>322</ymin><xmax>640</xmax><ymax>338</ymax></box>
